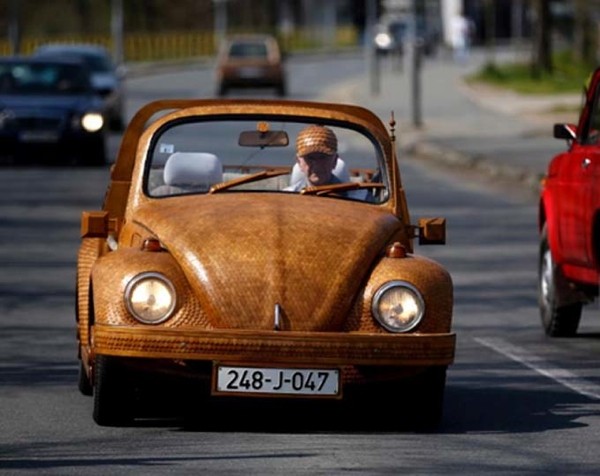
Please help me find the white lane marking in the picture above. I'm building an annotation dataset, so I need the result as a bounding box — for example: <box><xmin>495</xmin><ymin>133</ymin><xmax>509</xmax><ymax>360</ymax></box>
<box><xmin>475</xmin><ymin>337</ymin><xmax>600</xmax><ymax>401</ymax></box>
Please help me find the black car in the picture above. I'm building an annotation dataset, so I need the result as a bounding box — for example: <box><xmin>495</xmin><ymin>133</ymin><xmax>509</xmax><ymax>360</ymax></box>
<box><xmin>33</xmin><ymin>43</ymin><xmax>126</xmax><ymax>131</ymax></box>
<box><xmin>0</xmin><ymin>57</ymin><xmax>107</xmax><ymax>165</ymax></box>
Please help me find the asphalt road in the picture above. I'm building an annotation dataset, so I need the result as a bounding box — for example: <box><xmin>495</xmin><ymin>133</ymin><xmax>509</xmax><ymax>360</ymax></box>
<box><xmin>1</xmin><ymin>53</ymin><xmax>600</xmax><ymax>475</ymax></box>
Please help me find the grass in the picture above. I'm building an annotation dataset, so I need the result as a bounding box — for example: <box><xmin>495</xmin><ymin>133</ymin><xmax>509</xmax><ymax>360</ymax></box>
<box><xmin>468</xmin><ymin>51</ymin><xmax>595</xmax><ymax>95</ymax></box>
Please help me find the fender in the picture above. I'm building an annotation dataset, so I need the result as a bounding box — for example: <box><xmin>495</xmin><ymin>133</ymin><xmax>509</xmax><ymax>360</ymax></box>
<box><xmin>91</xmin><ymin>248</ymin><xmax>196</xmax><ymax>327</ymax></box>
<box><xmin>361</xmin><ymin>254</ymin><xmax>453</xmax><ymax>334</ymax></box>
<box><xmin>540</xmin><ymin>180</ymin><xmax>565</xmax><ymax>266</ymax></box>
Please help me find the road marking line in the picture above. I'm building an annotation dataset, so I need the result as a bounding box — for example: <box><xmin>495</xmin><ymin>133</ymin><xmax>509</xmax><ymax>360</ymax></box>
<box><xmin>475</xmin><ymin>337</ymin><xmax>600</xmax><ymax>401</ymax></box>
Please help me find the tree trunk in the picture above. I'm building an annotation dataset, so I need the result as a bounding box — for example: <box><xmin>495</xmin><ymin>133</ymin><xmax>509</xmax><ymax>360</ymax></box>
<box><xmin>531</xmin><ymin>0</ymin><xmax>552</xmax><ymax>77</ymax></box>
<box><xmin>574</xmin><ymin>0</ymin><xmax>595</xmax><ymax>65</ymax></box>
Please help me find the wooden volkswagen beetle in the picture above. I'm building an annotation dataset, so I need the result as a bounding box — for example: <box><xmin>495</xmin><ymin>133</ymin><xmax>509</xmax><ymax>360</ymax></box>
<box><xmin>76</xmin><ymin>98</ymin><xmax>455</xmax><ymax>428</ymax></box>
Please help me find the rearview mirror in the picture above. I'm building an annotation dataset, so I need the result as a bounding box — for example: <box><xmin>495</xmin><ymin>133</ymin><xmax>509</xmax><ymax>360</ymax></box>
<box><xmin>239</xmin><ymin>130</ymin><xmax>289</xmax><ymax>147</ymax></box>
<box><xmin>418</xmin><ymin>217</ymin><xmax>446</xmax><ymax>245</ymax></box>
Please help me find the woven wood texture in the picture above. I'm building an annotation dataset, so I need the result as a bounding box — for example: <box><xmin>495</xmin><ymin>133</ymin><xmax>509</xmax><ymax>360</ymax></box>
<box><xmin>92</xmin><ymin>325</ymin><xmax>456</xmax><ymax>366</ymax></box>
<box><xmin>77</xmin><ymin>237</ymin><xmax>104</xmax><ymax>345</ymax></box>
<box><xmin>127</xmin><ymin>193</ymin><xmax>402</xmax><ymax>331</ymax></box>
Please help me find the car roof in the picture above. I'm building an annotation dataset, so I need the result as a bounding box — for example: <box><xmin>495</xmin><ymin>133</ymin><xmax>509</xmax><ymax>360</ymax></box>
<box><xmin>34</xmin><ymin>43</ymin><xmax>111</xmax><ymax>57</ymax></box>
<box><xmin>225</xmin><ymin>34</ymin><xmax>280</xmax><ymax>48</ymax></box>
<box><xmin>0</xmin><ymin>55</ymin><xmax>89</xmax><ymax>67</ymax></box>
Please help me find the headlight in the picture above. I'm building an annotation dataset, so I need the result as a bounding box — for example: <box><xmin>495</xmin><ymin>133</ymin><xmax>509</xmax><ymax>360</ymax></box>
<box><xmin>374</xmin><ymin>33</ymin><xmax>393</xmax><ymax>49</ymax></box>
<box><xmin>371</xmin><ymin>281</ymin><xmax>425</xmax><ymax>332</ymax></box>
<box><xmin>80</xmin><ymin>112</ymin><xmax>104</xmax><ymax>132</ymax></box>
<box><xmin>124</xmin><ymin>272</ymin><xmax>176</xmax><ymax>324</ymax></box>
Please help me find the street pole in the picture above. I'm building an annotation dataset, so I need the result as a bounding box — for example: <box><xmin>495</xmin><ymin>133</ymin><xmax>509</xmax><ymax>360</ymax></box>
<box><xmin>408</xmin><ymin>0</ymin><xmax>422</xmax><ymax>128</ymax></box>
<box><xmin>8</xmin><ymin>0</ymin><xmax>20</xmax><ymax>55</ymax></box>
<box><xmin>111</xmin><ymin>0</ymin><xmax>124</xmax><ymax>66</ymax></box>
<box><xmin>213</xmin><ymin>0</ymin><xmax>228</xmax><ymax>52</ymax></box>
<box><xmin>365</xmin><ymin>0</ymin><xmax>380</xmax><ymax>96</ymax></box>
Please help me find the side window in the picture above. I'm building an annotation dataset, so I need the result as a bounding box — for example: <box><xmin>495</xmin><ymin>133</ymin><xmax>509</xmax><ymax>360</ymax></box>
<box><xmin>582</xmin><ymin>85</ymin><xmax>600</xmax><ymax>145</ymax></box>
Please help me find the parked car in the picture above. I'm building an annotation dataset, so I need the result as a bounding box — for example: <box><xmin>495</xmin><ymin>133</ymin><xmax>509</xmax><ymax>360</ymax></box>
<box><xmin>538</xmin><ymin>67</ymin><xmax>600</xmax><ymax>336</ymax></box>
<box><xmin>373</xmin><ymin>15</ymin><xmax>439</xmax><ymax>57</ymax></box>
<box><xmin>33</xmin><ymin>43</ymin><xmax>126</xmax><ymax>130</ymax></box>
<box><xmin>215</xmin><ymin>34</ymin><xmax>286</xmax><ymax>96</ymax></box>
<box><xmin>76</xmin><ymin>98</ymin><xmax>455</xmax><ymax>428</ymax></box>
<box><xmin>0</xmin><ymin>57</ymin><xmax>107</xmax><ymax>165</ymax></box>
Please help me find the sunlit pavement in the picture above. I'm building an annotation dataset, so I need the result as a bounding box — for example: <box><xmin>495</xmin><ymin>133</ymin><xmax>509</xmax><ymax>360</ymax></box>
<box><xmin>318</xmin><ymin>46</ymin><xmax>581</xmax><ymax>194</ymax></box>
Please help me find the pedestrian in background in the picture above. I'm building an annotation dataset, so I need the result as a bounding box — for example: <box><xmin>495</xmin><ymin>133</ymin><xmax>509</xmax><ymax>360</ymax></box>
<box><xmin>450</xmin><ymin>10</ymin><xmax>474</xmax><ymax>64</ymax></box>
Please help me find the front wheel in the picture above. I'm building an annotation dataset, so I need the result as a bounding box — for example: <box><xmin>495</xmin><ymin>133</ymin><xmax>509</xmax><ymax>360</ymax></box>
<box><xmin>538</xmin><ymin>225</ymin><xmax>582</xmax><ymax>336</ymax></box>
<box><xmin>93</xmin><ymin>355</ymin><xmax>134</xmax><ymax>426</ymax></box>
<box><xmin>78</xmin><ymin>359</ymin><xmax>93</xmax><ymax>396</ymax></box>
<box><xmin>408</xmin><ymin>366</ymin><xmax>447</xmax><ymax>431</ymax></box>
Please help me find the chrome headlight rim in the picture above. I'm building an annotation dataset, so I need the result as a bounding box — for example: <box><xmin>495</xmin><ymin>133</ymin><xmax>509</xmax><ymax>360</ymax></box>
<box><xmin>124</xmin><ymin>272</ymin><xmax>177</xmax><ymax>325</ymax></box>
<box><xmin>371</xmin><ymin>280</ymin><xmax>425</xmax><ymax>333</ymax></box>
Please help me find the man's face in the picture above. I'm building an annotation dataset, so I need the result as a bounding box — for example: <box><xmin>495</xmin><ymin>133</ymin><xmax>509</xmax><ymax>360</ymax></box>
<box><xmin>297</xmin><ymin>152</ymin><xmax>337</xmax><ymax>186</ymax></box>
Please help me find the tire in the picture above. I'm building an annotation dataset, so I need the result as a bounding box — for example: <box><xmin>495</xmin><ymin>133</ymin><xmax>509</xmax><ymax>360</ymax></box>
<box><xmin>358</xmin><ymin>367</ymin><xmax>447</xmax><ymax>432</ymax></box>
<box><xmin>78</xmin><ymin>359</ymin><xmax>93</xmax><ymax>396</ymax></box>
<box><xmin>409</xmin><ymin>366</ymin><xmax>447</xmax><ymax>432</ymax></box>
<box><xmin>538</xmin><ymin>225</ymin><xmax>582</xmax><ymax>337</ymax></box>
<box><xmin>276</xmin><ymin>82</ymin><xmax>286</xmax><ymax>97</ymax></box>
<box><xmin>93</xmin><ymin>355</ymin><xmax>134</xmax><ymax>426</ymax></box>
<box><xmin>109</xmin><ymin>115</ymin><xmax>125</xmax><ymax>132</ymax></box>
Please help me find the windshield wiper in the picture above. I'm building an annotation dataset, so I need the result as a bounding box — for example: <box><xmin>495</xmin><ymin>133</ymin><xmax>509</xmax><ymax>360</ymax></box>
<box><xmin>209</xmin><ymin>168</ymin><xmax>290</xmax><ymax>193</ymax></box>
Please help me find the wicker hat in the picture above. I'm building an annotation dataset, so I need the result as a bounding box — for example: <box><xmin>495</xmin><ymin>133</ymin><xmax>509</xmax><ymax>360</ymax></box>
<box><xmin>296</xmin><ymin>125</ymin><xmax>337</xmax><ymax>157</ymax></box>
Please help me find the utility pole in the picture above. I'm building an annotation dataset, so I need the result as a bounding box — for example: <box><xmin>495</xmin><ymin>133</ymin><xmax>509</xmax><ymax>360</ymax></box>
<box><xmin>213</xmin><ymin>0</ymin><xmax>229</xmax><ymax>52</ymax></box>
<box><xmin>8</xmin><ymin>0</ymin><xmax>20</xmax><ymax>55</ymax></box>
<box><xmin>407</xmin><ymin>0</ymin><xmax>422</xmax><ymax>128</ymax></box>
<box><xmin>111</xmin><ymin>0</ymin><xmax>124</xmax><ymax>66</ymax></box>
<box><xmin>365</xmin><ymin>0</ymin><xmax>380</xmax><ymax>95</ymax></box>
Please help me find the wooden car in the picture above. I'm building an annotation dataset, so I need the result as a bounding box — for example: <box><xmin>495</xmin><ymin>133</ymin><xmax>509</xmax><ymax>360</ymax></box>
<box><xmin>76</xmin><ymin>98</ymin><xmax>455</xmax><ymax>428</ymax></box>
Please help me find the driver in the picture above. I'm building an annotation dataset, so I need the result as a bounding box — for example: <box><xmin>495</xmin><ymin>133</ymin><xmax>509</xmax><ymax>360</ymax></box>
<box><xmin>285</xmin><ymin>124</ymin><xmax>341</xmax><ymax>191</ymax></box>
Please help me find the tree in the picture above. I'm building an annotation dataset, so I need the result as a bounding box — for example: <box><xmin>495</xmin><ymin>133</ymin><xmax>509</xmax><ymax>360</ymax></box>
<box><xmin>573</xmin><ymin>0</ymin><xmax>596</xmax><ymax>65</ymax></box>
<box><xmin>530</xmin><ymin>0</ymin><xmax>552</xmax><ymax>77</ymax></box>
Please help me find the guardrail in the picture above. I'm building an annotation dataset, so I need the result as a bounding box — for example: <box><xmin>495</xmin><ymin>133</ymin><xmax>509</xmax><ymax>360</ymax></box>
<box><xmin>0</xmin><ymin>27</ymin><xmax>359</xmax><ymax>62</ymax></box>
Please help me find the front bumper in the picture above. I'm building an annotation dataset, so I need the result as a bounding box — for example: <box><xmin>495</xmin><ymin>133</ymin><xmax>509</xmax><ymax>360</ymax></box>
<box><xmin>92</xmin><ymin>324</ymin><xmax>455</xmax><ymax>366</ymax></box>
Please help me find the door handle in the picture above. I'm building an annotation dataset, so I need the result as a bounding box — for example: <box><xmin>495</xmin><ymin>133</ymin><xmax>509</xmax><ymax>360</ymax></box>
<box><xmin>582</xmin><ymin>158</ymin><xmax>592</xmax><ymax>169</ymax></box>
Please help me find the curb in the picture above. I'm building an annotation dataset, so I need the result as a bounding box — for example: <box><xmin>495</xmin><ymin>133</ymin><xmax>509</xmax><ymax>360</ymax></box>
<box><xmin>404</xmin><ymin>141</ymin><xmax>543</xmax><ymax>195</ymax></box>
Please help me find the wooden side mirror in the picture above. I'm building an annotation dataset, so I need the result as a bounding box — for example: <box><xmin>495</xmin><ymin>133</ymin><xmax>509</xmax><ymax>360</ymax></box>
<box><xmin>81</xmin><ymin>211</ymin><xmax>109</xmax><ymax>238</ymax></box>
<box><xmin>418</xmin><ymin>217</ymin><xmax>446</xmax><ymax>245</ymax></box>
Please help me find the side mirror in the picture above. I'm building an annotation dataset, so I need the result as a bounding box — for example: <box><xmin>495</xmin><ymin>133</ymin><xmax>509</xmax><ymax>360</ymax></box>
<box><xmin>553</xmin><ymin>123</ymin><xmax>577</xmax><ymax>141</ymax></box>
<box><xmin>418</xmin><ymin>217</ymin><xmax>446</xmax><ymax>245</ymax></box>
<box><xmin>81</xmin><ymin>211</ymin><xmax>109</xmax><ymax>238</ymax></box>
<box><xmin>116</xmin><ymin>64</ymin><xmax>128</xmax><ymax>79</ymax></box>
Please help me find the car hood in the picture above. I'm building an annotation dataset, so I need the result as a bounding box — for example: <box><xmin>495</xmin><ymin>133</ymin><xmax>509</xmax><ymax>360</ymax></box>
<box><xmin>134</xmin><ymin>194</ymin><xmax>402</xmax><ymax>331</ymax></box>
<box><xmin>0</xmin><ymin>95</ymin><xmax>97</xmax><ymax>113</ymax></box>
<box><xmin>90</xmin><ymin>73</ymin><xmax>118</xmax><ymax>91</ymax></box>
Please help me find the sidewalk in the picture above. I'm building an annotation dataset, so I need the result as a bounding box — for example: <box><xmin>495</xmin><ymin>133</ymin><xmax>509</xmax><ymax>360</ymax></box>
<box><xmin>324</xmin><ymin>48</ymin><xmax>582</xmax><ymax>193</ymax></box>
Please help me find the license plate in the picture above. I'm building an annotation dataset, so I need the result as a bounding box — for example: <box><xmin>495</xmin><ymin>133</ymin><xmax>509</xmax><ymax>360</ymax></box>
<box><xmin>214</xmin><ymin>365</ymin><xmax>340</xmax><ymax>397</ymax></box>
<box><xmin>20</xmin><ymin>130</ymin><xmax>59</xmax><ymax>143</ymax></box>
<box><xmin>237</xmin><ymin>67</ymin><xmax>262</xmax><ymax>78</ymax></box>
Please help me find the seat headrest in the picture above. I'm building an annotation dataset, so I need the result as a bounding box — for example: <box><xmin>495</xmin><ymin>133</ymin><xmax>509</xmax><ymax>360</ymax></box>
<box><xmin>163</xmin><ymin>152</ymin><xmax>223</xmax><ymax>190</ymax></box>
<box><xmin>290</xmin><ymin>157</ymin><xmax>350</xmax><ymax>185</ymax></box>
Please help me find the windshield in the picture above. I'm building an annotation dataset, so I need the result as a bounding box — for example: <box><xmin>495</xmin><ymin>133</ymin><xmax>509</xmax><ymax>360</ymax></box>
<box><xmin>145</xmin><ymin>117</ymin><xmax>388</xmax><ymax>204</ymax></box>
<box><xmin>0</xmin><ymin>62</ymin><xmax>92</xmax><ymax>95</ymax></box>
<box><xmin>228</xmin><ymin>42</ymin><xmax>269</xmax><ymax>59</ymax></box>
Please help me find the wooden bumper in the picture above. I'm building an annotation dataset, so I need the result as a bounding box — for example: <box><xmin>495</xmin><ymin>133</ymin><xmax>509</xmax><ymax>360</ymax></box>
<box><xmin>93</xmin><ymin>325</ymin><xmax>456</xmax><ymax>366</ymax></box>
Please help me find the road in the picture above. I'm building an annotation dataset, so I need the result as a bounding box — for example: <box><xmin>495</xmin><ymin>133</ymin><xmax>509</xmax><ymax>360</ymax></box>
<box><xmin>1</xmin><ymin>53</ymin><xmax>600</xmax><ymax>475</ymax></box>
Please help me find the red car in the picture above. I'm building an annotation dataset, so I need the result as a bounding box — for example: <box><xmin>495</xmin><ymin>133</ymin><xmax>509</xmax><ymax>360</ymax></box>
<box><xmin>539</xmin><ymin>68</ymin><xmax>600</xmax><ymax>336</ymax></box>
